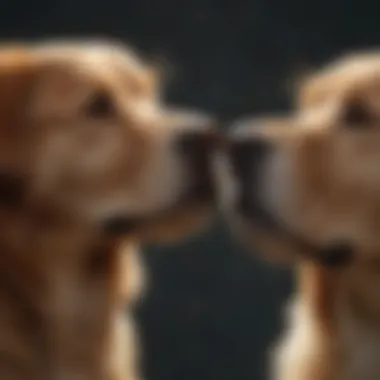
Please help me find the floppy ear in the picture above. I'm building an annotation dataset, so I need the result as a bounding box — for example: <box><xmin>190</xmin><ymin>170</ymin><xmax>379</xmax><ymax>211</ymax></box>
<box><xmin>0</xmin><ymin>47</ymin><xmax>36</xmax><ymax>162</ymax></box>
<box><xmin>297</xmin><ymin>68</ymin><xmax>348</xmax><ymax>110</ymax></box>
<box><xmin>0</xmin><ymin>47</ymin><xmax>37</xmax><ymax>134</ymax></box>
<box><xmin>297</xmin><ymin>73</ymin><xmax>330</xmax><ymax>109</ymax></box>
<box><xmin>0</xmin><ymin>47</ymin><xmax>38</xmax><ymax>198</ymax></box>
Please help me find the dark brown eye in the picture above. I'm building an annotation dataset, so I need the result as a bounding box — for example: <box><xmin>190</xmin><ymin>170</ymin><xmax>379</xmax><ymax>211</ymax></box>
<box><xmin>342</xmin><ymin>99</ymin><xmax>373</xmax><ymax>128</ymax></box>
<box><xmin>84</xmin><ymin>93</ymin><xmax>115</xmax><ymax>119</ymax></box>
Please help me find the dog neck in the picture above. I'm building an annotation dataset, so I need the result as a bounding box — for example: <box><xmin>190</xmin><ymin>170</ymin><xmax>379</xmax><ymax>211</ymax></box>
<box><xmin>300</xmin><ymin>260</ymin><xmax>380</xmax><ymax>333</ymax></box>
<box><xmin>339</xmin><ymin>261</ymin><xmax>380</xmax><ymax>329</ymax></box>
<box><xmin>0</xmin><ymin>192</ymin><xmax>126</xmax><ymax>378</ymax></box>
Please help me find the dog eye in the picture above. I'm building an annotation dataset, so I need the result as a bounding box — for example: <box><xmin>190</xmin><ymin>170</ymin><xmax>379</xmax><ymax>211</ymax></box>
<box><xmin>84</xmin><ymin>93</ymin><xmax>115</xmax><ymax>119</ymax></box>
<box><xmin>342</xmin><ymin>100</ymin><xmax>372</xmax><ymax>128</ymax></box>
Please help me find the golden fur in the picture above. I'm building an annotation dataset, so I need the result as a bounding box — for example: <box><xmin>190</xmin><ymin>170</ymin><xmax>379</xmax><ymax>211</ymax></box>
<box><xmin>0</xmin><ymin>40</ymin><xmax>215</xmax><ymax>380</ymax></box>
<box><xmin>218</xmin><ymin>52</ymin><xmax>380</xmax><ymax>380</ymax></box>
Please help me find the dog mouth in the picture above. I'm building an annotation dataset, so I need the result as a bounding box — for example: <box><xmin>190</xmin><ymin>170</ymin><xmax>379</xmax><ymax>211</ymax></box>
<box><xmin>236</xmin><ymin>197</ymin><xmax>354</xmax><ymax>269</ymax></box>
<box><xmin>102</xmin><ymin>190</ymin><xmax>214</xmax><ymax>238</ymax></box>
<box><xmin>102</xmin><ymin>147</ymin><xmax>217</xmax><ymax>237</ymax></box>
<box><xmin>102</xmin><ymin>195</ymin><xmax>212</xmax><ymax>237</ymax></box>
<box><xmin>223</xmin><ymin>135</ymin><xmax>354</xmax><ymax>269</ymax></box>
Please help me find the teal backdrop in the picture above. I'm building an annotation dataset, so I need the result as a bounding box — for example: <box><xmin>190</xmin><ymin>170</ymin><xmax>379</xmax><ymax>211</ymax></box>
<box><xmin>0</xmin><ymin>1</ymin><xmax>378</xmax><ymax>378</ymax></box>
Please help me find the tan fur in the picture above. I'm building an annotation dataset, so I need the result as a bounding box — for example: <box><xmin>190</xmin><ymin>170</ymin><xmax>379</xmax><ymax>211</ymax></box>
<box><xmin>220</xmin><ymin>52</ymin><xmax>380</xmax><ymax>380</ymax></box>
<box><xmin>0</xmin><ymin>40</ymin><xmax>215</xmax><ymax>380</ymax></box>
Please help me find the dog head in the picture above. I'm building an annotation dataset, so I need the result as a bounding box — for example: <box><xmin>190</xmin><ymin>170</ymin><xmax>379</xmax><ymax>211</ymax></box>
<box><xmin>0</xmin><ymin>40</ymin><xmax>217</xmax><ymax>243</ymax></box>
<box><xmin>218</xmin><ymin>52</ymin><xmax>380</xmax><ymax>266</ymax></box>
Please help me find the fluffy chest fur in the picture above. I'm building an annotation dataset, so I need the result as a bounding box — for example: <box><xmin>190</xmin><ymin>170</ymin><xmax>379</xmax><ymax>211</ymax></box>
<box><xmin>339</xmin><ymin>313</ymin><xmax>380</xmax><ymax>380</ymax></box>
<box><xmin>273</xmin><ymin>263</ymin><xmax>380</xmax><ymax>380</ymax></box>
<box><xmin>0</xmin><ymin>222</ymin><xmax>143</xmax><ymax>380</ymax></box>
<box><xmin>338</xmin><ymin>267</ymin><xmax>380</xmax><ymax>380</ymax></box>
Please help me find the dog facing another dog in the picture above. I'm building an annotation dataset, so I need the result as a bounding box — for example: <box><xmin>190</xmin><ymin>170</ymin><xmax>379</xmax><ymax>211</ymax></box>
<box><xmin>0</xmin><ymin>40</ymin><xmax>218</xmax><ymax>380</ymax></box>
<box><xmin>219</xmin><ymin>52</ymin><xmax>380</xmax><ymax>380</ymax></box>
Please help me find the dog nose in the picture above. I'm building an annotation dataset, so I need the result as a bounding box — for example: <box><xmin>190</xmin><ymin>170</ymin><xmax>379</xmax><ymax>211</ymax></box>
<box><xmin>175</xmin><ymin>128</ymin><xmax>220</xmax><ymax>201</ymax></box>
<box><xmin>229</xmin><ymin>137</ymin><xmax>272</xmax><ymax>181</ymax></box>
<box><xmin>228</xmin><ymin>135</ymin><xmax>274</xmax><ymax>224</ymax></box>
<box><xmin>175</xmin><ymin>129</ymin><xmax>219</xmax><ymax>157</ymax></box>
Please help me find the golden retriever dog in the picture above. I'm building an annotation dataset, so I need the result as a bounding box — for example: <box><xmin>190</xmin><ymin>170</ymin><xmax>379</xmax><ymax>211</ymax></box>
<box><xmin>0</xmin><ymin>40</ymin><xmax>217</xmax><ymax>380</ymax></box>
<box><xmin>216</xmin><ymin>52</ymin><xmax>380</xmax><ymax>380</ymax></box>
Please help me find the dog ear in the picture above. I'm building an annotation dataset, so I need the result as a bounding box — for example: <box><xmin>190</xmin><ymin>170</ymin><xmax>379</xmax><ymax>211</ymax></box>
<box><xmin>298</xmin><ymin>72</ymin><xmax>331</xmax><ymax>109</ymax></box>
<box><xmin>0</xmin><ymin>47</ymin><xmax>39</xmax><ymax>183</ymax></box>
<box><xmin>0</xmin><ymin>47</ymin><xmax>37</xmax><ymax>132</ymax></box>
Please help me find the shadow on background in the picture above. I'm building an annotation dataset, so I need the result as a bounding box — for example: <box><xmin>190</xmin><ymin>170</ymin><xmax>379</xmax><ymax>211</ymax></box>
<box><xmin>1</xmin><ymin>0</ymin><xmax>379</xmax><ymax>378</ymax></box>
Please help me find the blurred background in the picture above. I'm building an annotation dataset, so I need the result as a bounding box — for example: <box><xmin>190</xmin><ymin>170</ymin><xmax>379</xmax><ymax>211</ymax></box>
<box><xmin>1</xmin><ymin>0</ymin><xmax>378</xmax><ymax>379</ymax></box>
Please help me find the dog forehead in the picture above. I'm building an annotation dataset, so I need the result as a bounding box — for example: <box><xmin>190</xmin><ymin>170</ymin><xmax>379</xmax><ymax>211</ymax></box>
<box><xmin>35</xmin><ymin>41</ymin><xmax>137</xmax><ymax>65</ymax></box>
<box><xmin>33</xmin><ymin>41</ymin><xmax>153</xmax><ymax>88</ymax></box>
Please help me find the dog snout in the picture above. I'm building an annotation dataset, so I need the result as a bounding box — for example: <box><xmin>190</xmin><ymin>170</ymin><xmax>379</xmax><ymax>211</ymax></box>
<box><xmin>175</xmin><ymin>126</ymin><xmax>221</xmax><ymax>202</ymax></box>
<box><xmin>229</xmin><ymin>136</ymin><xmax>272</xmax><ymax>193</ymax></box>
<box><xmin>228</xmin><ymin>118</ymin><xmax>273</xmax><ymax>176</ymax></box>
<box><xmin>175</xmin><ymin>128</ymin><xmax>219</xmax><ymax>158</ymax></box>
<box><xmin>224</xmin><ymin>129</ymin><xmax>277</xmax><ymax>227</ymax></box>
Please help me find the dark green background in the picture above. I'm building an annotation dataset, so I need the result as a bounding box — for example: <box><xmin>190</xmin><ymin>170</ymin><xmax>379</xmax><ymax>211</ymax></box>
<box><xmin>1</xmin><ymin>1</ymin><xmax>379</xmax><ymax>379</ymax></box>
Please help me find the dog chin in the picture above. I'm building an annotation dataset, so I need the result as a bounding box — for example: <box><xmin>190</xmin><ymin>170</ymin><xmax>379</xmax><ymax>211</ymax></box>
<box><xmin>226</xmin><ymin>218</ymin><xmax>298</xmax><ymax>264</ymax></box>
<box><xmin>102</xmin><ymin>194</ymin><xmax>215</xmax><ymax>244</ymax></box>
<box><xmin>139</xmin><ymin>203</ymin><xmax>214</xmax><ymax>244</ymax></box>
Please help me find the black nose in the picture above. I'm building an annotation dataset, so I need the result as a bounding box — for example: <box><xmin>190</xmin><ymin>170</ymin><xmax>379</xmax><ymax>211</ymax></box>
<box><xmin>230</xmin><ymin>137</ymin><xmax>272</xmax><ymax>192</ymax></box>
<box><xmin>175</xmin><ymin>129</ymin><xmax>220</xmax><ymax>201</ymax></box>
<box><xmin>175</xmin><ymin>129</ymin><xmax>219</xmax><ymax>157</ymax></box>
<box><xmin>228</xmin><ymin>136</ymin><xmax>274</xmax><ymax>224</ymax></box>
